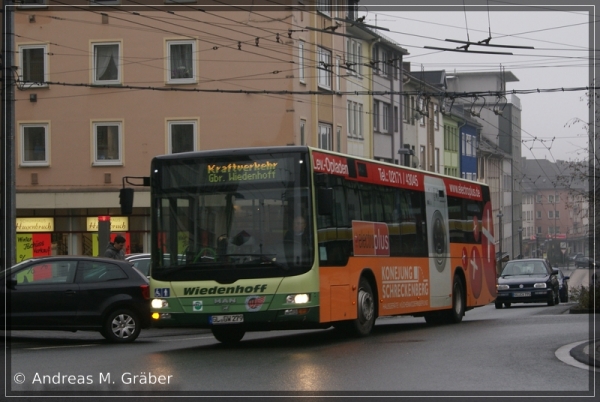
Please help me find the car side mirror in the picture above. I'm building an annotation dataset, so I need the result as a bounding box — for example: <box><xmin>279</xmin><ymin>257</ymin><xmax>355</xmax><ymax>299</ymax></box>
<box><xmin>7</xmin><ymin>277</ymin><xmax>17</xmax><ymax>290</ymax></box>
<box><xmin>552</xmin><ymin>269</ymin><xmax>559</xmax><ymax>275</ymax></box>
<box><xmin>564</xmin><ymin>275</ymin><xmax>570</xmax><ymax>280</ymax></box>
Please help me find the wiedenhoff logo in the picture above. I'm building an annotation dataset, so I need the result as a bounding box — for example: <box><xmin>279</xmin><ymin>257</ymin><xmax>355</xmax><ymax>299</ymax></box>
<box><xmin>183</xmin><ymin>284</ymin><xmax>268</xmax><ymax>296</ymax></box>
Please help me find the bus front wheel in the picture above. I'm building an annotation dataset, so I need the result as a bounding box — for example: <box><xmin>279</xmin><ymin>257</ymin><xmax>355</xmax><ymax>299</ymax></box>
<box><xmin>351</xmin><ymin>277</ymin><xmax>376</xmax><ymax>336</ymax></box>
<box><xmin>212</xmin><ymin>326</ymin><xmax>245</xmax><ymax>344</ymax></box>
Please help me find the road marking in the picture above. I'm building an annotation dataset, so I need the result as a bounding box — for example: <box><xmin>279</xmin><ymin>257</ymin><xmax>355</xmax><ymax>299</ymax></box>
<box><xmin>27</xmin><ymin>344</ymin><xmax>97</xmax><ymax>350</ymax></box>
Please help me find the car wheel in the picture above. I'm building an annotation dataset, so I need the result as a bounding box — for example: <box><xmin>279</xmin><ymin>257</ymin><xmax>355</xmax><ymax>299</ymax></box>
<box><xmin>494</xmin><ymin>302</ymin><xmax>503</xmax><ymax>309</ymax></box>
<box><xmin>445</xmin><ymin>275</ymin><xmax>465</xmax><ymax>323</ymax></box>
<box><xmin>211</xmin><ymin>326</ymin><xmax>245</xmax><ymax>344</ymax></box>
<box><xmin>504</xmin><ymin>303</ymin><xmax>511</xmax><ymax>308</ymax></box>
<box><xmin>547</xmin><ymin>290</ymin><xmax>556</xmax><ymax>306</ymax></box>
<box><xmin>554</xmin><ymin>290</ymin><xmax>560</xmax><ymax>305</ymax></box>
<box><xmin>560</xmin><ymin>291</ymin><xmax>568</xmax><ymax>303</ymax></box>
<box><xmin>101</xmin><ymin>309</ymin><xmax>141</xmax><ymax>343</ymax></box>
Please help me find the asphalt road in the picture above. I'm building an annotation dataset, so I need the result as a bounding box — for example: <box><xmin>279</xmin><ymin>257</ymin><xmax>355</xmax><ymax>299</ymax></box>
<box><xmin>5</xmin><ymin>302</ymin><xmax>596</xmax><ymax>397</ymax></box>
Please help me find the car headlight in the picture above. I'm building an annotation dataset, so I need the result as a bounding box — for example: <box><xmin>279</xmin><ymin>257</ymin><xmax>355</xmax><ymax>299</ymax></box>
<box><xmin>497</xmin><ymin>284</ymin><xmax>509</xmax><ymax>290</ymax></box>
<box><xmin>533</xmin><ymin>283</ymin><xmax>547</xmax><ymax>288</ymax></box>
<box><xmin>285</xmin><ymin>294</ymin><xmax>310</xmax><ymax>304</ymax></box>
<box><xmin>152</xmin><ymin>299</ymin><xmax>169</xmax><ymax>308</ymax></box>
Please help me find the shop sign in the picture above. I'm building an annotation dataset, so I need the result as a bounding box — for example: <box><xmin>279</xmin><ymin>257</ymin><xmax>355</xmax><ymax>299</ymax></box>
<box><xmin>86</xmin><ymin>216</ymin><xmax>129</xmax><ymax>232</ymax></box>
<box><xmin>16</xmin><ymin>217</ymin><xmax>54</xmax><ymax>233</ymax></box>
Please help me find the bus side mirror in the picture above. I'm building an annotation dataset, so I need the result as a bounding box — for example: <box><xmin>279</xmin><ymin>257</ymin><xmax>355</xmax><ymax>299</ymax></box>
<box><xmin>120</xmin><ymin>188</ymin><xmax>134</xmax><ymax>215</ymax></box>
<box><xmin>317</xmin><ymin>188</ymin><xmax>333</xmax><ymax>216</ymax></box>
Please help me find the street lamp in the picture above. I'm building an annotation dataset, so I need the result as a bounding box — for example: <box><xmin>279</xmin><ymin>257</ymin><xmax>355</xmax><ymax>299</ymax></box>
<box><xmin>497</xmin><ymin>211</ymin><xmax>504</xmax><ymax>275</ymax></box>
<box><xmin>517</xmin><ymin>227</ymin><xmax>523</xmax><ymax>258</ymax></box>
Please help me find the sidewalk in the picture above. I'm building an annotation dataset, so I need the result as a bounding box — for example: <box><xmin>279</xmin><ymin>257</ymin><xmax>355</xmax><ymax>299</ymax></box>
<box><xmin>570</xmin><ymin>339</ymin><xmax>600</xmax><ymax>368</ymax></box>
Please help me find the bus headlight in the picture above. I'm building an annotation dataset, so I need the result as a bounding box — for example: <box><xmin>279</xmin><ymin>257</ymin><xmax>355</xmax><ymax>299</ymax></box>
<box><xmin>152</xmin><ymin>299</ymin><xmax>169</xmax><ymax>308</ymax></box>
<box><xmin>286</xmin><ymin>294</ymin><xmax>310</xmax><ymax>304</ymax></box>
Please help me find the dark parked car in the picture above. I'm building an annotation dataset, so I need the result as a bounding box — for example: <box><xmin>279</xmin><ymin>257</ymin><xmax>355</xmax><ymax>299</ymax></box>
<box><xmin>556</xmin><ymin>269</ymin><xmax>570</xmax><ymax>303</ymax></box>
<box><xmin>125</xmin><ymin>253</ymin><xmax>151</xmax><ymax>277</ymax></box>
<box><xmin>495</xmin><ymin>258</ymin><xmax>560</xmax><ymax>309</ymax></box>
<box><xmin>569</xmin><ymin>253</ymin><xmax>585</xmax><ymax>262</ymax></box>
<box><xmin>574</xmin><ymin>256</ymin><xmax>596</xmax><ymax>269</ymax></box>
<box><xmin>1</xmin><ymin>256</ymin><xmax>151</xmax><ymax>343</ymax></box>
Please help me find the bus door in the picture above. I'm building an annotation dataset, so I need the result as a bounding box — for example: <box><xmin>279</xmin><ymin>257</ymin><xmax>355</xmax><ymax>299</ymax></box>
<box><xmin>424</xmin><ymin>176</ymin><xmax>451</xmax><ymax>308</ymax></box>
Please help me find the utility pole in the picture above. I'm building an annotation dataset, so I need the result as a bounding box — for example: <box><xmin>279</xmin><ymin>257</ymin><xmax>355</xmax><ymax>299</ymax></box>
<box><xmin>2</xmin><ymin>1</ymin><xmax>16</xmax><ymax>269</ymax></box>
<box><xmin>497</xmin><ymin>210</ymin><xmax>504</xmax><ymax>275</ymax></box>
<box><xmin>517</xmin><ymin>227</ymin><xmax>523</xmax><ymax>258</ymax></box>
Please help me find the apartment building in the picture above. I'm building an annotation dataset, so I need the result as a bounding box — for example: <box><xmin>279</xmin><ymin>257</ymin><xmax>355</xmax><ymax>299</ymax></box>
<box><xmin>521</xmin><ymin>158</ymin><xmax>590</xmax><ymax>261</ymax></box>
<box><xmin>12</xmin><ymin>4</ymin><xmax>352</xmax><ymax>258</ymax></box>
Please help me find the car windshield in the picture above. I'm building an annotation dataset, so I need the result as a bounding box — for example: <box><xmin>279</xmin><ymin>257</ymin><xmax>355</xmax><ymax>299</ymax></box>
<box><xmin>501</xmin><ymin>261</ymin><xmax>548</xmax><ymax>276</ymax></box>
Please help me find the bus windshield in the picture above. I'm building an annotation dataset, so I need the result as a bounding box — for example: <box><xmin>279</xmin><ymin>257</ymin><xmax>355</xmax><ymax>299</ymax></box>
<box><xmin>150</xmin><ymin>151</ymin><xmax>313</xmax><ymax>280</ymax></box>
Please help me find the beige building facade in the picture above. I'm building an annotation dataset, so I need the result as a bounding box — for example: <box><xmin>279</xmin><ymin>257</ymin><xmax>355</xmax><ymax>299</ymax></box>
<box><xmin>14</xmin><ymin>5</ymin><xmax>354</xmax><ymax>257</ymax></box>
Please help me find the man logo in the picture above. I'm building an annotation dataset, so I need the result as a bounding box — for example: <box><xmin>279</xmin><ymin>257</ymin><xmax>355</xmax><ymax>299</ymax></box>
<box><xmin>245</xmin><ymin>295</ymin><xmax>266</xmax><ymax>312</ymax></box>
<box><xmin>214</xmin><ymin>298</ymin><xmax>236</xmax><ymax>304</ymax></box>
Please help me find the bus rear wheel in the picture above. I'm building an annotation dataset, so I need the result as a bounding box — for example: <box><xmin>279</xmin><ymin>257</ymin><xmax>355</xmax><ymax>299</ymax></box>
<box><xmin>446</xmin><ymin>275</ymin><xmax>465</xmax><ymax>323</ymax></box>
<box><xmin>212</xmin><ymin>326</ymin><xmax>245</xmax><ymax>344</ymax></box>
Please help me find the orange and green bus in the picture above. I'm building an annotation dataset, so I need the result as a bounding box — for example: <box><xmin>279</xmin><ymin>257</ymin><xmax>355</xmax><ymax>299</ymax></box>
<box><xmin>143</xmin><ymin>146</ymin><xmax>497</xmax><ymax>343</ymax></box>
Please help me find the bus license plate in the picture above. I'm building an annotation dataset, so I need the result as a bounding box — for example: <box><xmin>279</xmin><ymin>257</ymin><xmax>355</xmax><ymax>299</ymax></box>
<box><xmin>513</xmin><ymin>292</ymin><xmax>531</xmax><ymax>297</ymax></box>
<box><xmin>210</xmin><ymin>314</ymin><xmax>244</xmax><ymax>324</ymax></box>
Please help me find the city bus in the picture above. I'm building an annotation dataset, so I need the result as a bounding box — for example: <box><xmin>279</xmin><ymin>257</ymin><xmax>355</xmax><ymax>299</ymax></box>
<box><xmin>138</xmin><ymin>146</ymin><xmax>497</xmax><ymax>343</ymax></box>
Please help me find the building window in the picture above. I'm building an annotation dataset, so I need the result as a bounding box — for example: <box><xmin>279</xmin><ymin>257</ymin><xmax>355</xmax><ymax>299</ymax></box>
<box><xmin>17</xmin><ymin>0</ymin><xmax>48</xmax><ymax>8</ymax></box>
<box><xmin>93</xmin><ymin>122</ymin><xmax>122</xmax><ymax>165</ymax></box>
<box><xmin>317</xmin><ymin>0</ymin><xmax>331</xmax><ymax>16</ymax></box>
<box><xmin>537</xmin><ymin>226</ymin><xmax>542</xmax><ymax>235</ymax></box>
<box><xmin>403</xmin><ymin>95</ymin><xmax>409</xmax><ymax>122</ymax></box>
<box><xmin>93</xmin><ymin>42</ymin><xmax>120</xmax><ymax>85</ymax></box>
<box><xmin>19</xmin><ymin>44</ymin><xmax>47</xmax><ymax>87</ymax></box>
<box><xmin>348</xmin><ymin>41</ymin><xmax>363</xmax><ymax>76</ymax></box>
<box><xmin>381</xmin><ymin>50</ymin><xmax>389</xmax><ymax>75</ymax></box>
<box><xmin>318</xmin><ymin>123</ymin><xmax>333</xmax><ymax>150</ymax></box>
<box><xmin>167</xmin><ymin>40</ymin><xmax>195</xmax><ymax>84</ymax></box>
<box><xmin>435</xmin><ymin>148</ymin><xmax>440</xmax><ymax>173</ymax></box>
<box><xmin>373</xmin><ymin>100</ymin><xmax>379</xmax><ymax>131</ymax></box>
<box><xmin>420</xmin><ymin>145</ymin><xmax>426</xmax><ymax>170</ymax></box>
<box><xmin>394</xmin><ymin>106</ymin><xmax>399</xmax><ymax>132</ymax></box>
<box><xmin>382</xmin><ymin>103</ymin><xmax>390</xmax><ymax>133</ymax></box>
<box><xmin>168</xmin><ymin>120</ymin><xmax>196</xmax><ymax>153</ymax></box>
<box><xmin>20</xmin><ymin>123</ymin><xmax>49</xmax><ymax>166</ymax></box>
<box><xmin>434</xmin><ymin>104</ymin><xmax>439</xmax><ymax>130</ymax></box>
<box><xmin>300</xmin><ymin>119</ymin><xmax>306</xmax><ymax>145</ymax></box>
<box><xmin>317</xmin><ymin>47</ymin><xmax>332</xmax><ymax>89</ymax></box>
<box><xmin>299</xmin><ymin>41</ymin><xmax>305</xmax><ymax>83</ymax></box>
<box><xmin>536</xmin><ymin>195</ymin><xmax>543</xmax><ymax>203</ymax></box>
<box><xmin>410</xmin><ymin>96</ymin><xmax>415</xmax><ymax>125</ymax></box>
<box><xmin>336</xmin><ymin>126</ymin><xmax>341</xmax><ymax>152</ymax></box>
<box><xmin>536</xmin><ymin>211</ymin><xmax>542</xmax><ymax>219</ymax></box>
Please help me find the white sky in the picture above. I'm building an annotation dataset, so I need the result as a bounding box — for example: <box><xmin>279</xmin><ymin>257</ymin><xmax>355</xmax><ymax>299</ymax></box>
<box><xmin>360</xmin><ymin>6</ymin><xmax>592</xmax><ymax>162</ymax></box>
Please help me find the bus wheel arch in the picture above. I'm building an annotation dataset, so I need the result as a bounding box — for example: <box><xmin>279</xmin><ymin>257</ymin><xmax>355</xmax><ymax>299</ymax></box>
<box><xmin>334</xmin><ymin>270</ymin><xmax>377</xmax><ymax>337</ymax></box>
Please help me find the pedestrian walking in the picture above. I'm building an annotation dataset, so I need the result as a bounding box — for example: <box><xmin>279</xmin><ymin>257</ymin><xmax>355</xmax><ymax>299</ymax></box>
<box><xmin>105</xmin><ymin>235</ymin><xmax>126</xmax><ymax>260</ymax></box>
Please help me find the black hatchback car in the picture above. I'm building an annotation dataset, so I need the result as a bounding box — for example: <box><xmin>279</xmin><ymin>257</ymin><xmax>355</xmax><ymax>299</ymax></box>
<box><xmin>1</xmin><ymin>256</ymin><xmax>151</xmax><ymax>343</ymax></box>
<box><xmin>495</xmin><ymin>258</ymin><xmax>560</xmax><ymax>309</ymax></box>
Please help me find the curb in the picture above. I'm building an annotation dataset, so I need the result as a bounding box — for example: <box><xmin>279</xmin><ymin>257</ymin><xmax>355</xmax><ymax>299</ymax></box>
<box><xmin>570</xmin><ymin>339</ymin><xmax>600</xmax><ymax>368</ymax></box>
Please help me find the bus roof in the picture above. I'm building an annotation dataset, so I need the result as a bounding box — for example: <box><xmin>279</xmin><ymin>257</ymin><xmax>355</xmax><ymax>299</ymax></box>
<box><xmin>152</xmin><ymin>146</ymin><xmax>489</xmax><ymax>189</ymax></box>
